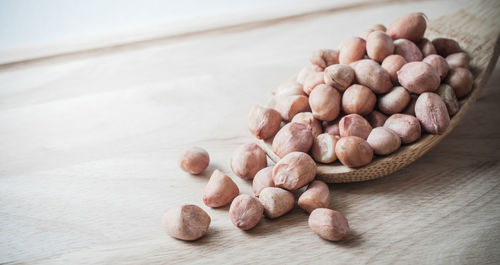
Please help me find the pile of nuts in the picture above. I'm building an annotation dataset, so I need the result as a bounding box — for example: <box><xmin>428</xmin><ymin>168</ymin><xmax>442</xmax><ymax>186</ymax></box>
<box><xmin>162</xmin><ymin>12</ymin><xmax>474</xmax><ymax>242</ymax></box>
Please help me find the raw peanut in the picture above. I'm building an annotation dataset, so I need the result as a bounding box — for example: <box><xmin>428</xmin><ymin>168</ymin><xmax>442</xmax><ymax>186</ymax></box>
<box><xmin>162</xmin><ymin>205</ymin><xmax>211</xmax><ymax>241</ymax></box>
<box><xmin>272</xmin><ymin>152</ymin><xmax>317</xmax><ymax>191</ymax></box>
<box><xmin>437</xmin><ymin>84</ymin><xmax>459</xmax><ymax>116</ymax></box>
<box><xmin>445</xmin><ymin>67</ymin><xmax>474</xmax><ymax>98</ymax></box>
<box><xmin>415</xmin><ymin>92</ymin><xmax>450</xmax><ymax>135</ymax></box>
<box><xmin>384</xmin><ymin>114</ymin><xmax>421</xmax><ymax>144</ymax></box>
<box><xmin>432</xmin><ymin>38</ymin><xmax>462</xmax><ymax>57</ymax></box>
<box><xmin>342</xmin><ymin>84</ymin><xmax>376</xmax><ymax>115</ymax></box>
<box><xmin>361</xmin><ymin>24</ymin><xmax>387</xmax><ymax>39</ymax></box>
<box><xmin>367</xmin><ymin>127</ymin><xmax>401</xmax><ymax>155</ymax></box>
<box><xmin>397</xmin><ymin>62</ymin><xmax>440</xmax><ymax>94</ymax></box>
<box><xmin>274</xmin><ymin>95</ymin><xmax>310</xmax><ymax>121</ymax></box>
<box><xmin>303</xmin><ymin>71</ymin><xmax>325</xmax><ymax>95</ymax></box>
<box><xmin>292</xmin><ymin>112</ymin><xmax>323</xmax><ymax>137</ymax></box>
<box><xmin>311</xmin><ymin>133</ymin><xmax>338</xmax><ymax>163</ymax></box>
<box><xmin>446</xmin><ymin>52</ymin><xmax>470</xmax><ymax>69</ymax></box>
<box><xmin>367</xmin><ymin>110</ymin><xmax>388</xmax><ymax>128</ymax></box>
<box><xmin>272</xmin><ymin>122</ymin><xmax>313</xmax><ymax>158</ymax></box>
<box><xmin>387</xmin><ymin>12</ymin><xmax>427</xmax><ymax>42</ymax></box>
<box><xmin>229</xmin><ymin>194</ymin><xmax>264</xmax><ymax>230</ymax></box>
<box><xmin>352</xmin><ymin>59</ymin><xmax>392</xmax><ymax>94</ymax></box>
<box><xmin>178</xmin><ymin>147</ymin><xmax>210</xmax><ymax>175</ymax></box>
<box><xmin>298</xmin><ymin>180</ymin><xmax>331</xmax><ymax>213</ymax></box>
<box><xmin>230</xmin><ymin>143</ymin><xmax>267</xmax><ymax>180</ymax></box>
<box><xmin>310</xmin><ymin>49</ymin><xmax>339</xmax><ymax>69</ymax></box>
<box><xmin>418</xmin><ymin>38</ymin><xmax>437</xmax><ymax>57</ymax></box>
<box><xmin>378</xmin><ymin>86</ymin><xmax>411</xmax><ymax>115</ymax></box>
<box><xmin>423</xmin><ymin>54</ymin><xmax>450</xmax><ymax>80</ymax></box>
<box><xmin>259</xmin><ymin>187</ymin><xmax>295</xmax><ymax>219</ymax></box>
<box><xmin>275</xmin><ymin>80</ymin><xmax>305</xmax><ymax>97</ymax></box>
<box><xmin>339</xmin><ymin>37</ymin><xmax>366</xmax><ymax>64</ymax></box>
<box><xmin>366</xmin><ymin>30</ymin><xmax>394</xmax><ymax>62</ymax></box>
<box><xmin>309</xmin><ymin>84</ymin><xmax>341</xmax><ymax>121</ymax></box>
<box><xmin>248</xmin><ymin>105</ymin><xmax>282</xmax><ymax>140</ymax></box>
<box><xmin>202</xmin><ymin>170</ymin><xmax>239</xmax><ymax>208</ymax></box>
<box><xmin>339</xmin><ymin>114</ymin><xmax>372</xmax><ymax>140</ymax></box>
<box><xmin>297</xmin><ymin>65</ymin><xmax>322</xmax><ymax>84</ymax></box>
<box><xmin>309</xmin><ymin>208</ymin><xmax>350</xmax><ymax>241</ymax></box>
<box><xmin>323</xmin><ymin>116</ymin><xmax>343</xmax><ymax>137</ymax></box>
<box><xmin>324</xmin><ymin>64</ymin><xmax>355</xmax><ymax>92</ymax></box>
<box><xmin>393</xmin><ymin>39</ymin><xmax>423</xmax><ymax>62</ymax></box>
<box><xmin>403</xmin><ymin>95</ymin><xmax>418</xmax><ymax>116</ymax></box>
<box><xmin>335</xmin><ymin>136</ymin><xmax>373</xmax><ymax>168</ymax></box>
<box><xmin>381</xmin><ymin>54</ymin><xmax>407</xmax><ymax>84</ymax></box>
<box><xmin>252</xmin><ymin>166</ymin><xmax>275</xmax><ymax>197</ymax></box>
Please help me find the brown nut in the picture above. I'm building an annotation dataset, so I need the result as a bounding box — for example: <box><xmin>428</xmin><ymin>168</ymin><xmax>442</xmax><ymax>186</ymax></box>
<box><xmin>275</xmin><ymin>80</ymin><xmax>305</xmax><ymax>97</ymax></box>
<box><xmin>230</xmin><ymin>143</ymin><xmax>267</xmax><ymax>180</ymax></box>
<box><xmin>352</xmin><ymin>59</ymin><xmax>392</xmax><ymax>94</ymax></box>
<box><xmin>437</xmin><ymin>84</ymin><xmax>459</xmax><ymax>116</ymax></box>
<box><xmin>309</xmin><ymin>208</ymin><xmax>350</xmax><ymax>241</ymax></box>
<box><xmin>418</xmin><ymin>38</ymin><xmax>437</xmax><ymax>57</ymax></box>
<box><xmin>403</xmin><ymin>95</ymin><xmax>418</xmax><ymax>116</ymax></box>
<box><xmin>378</xmin><ymin>86</ymin><xmax>411</xmax><ymax>115</ymax></box>
<box><xmin>381</xmin><ymin>54</ymin><xmax>407</xmax><ymax>85</ymax></box>
<box><xmin>393</xmin><ymin>39</ymin><xmax>423</xmax><ymax>62</ymax></box>
<box><xmin>323</xmin><ymin>64</ymin><xmax>355</xmax><ymax>92</ymax></box>
<box><xmin>342</xmin><ymin>84</ymin><xmax>376</xmax><ymax>115</ymax></box>
<box><xmin>303</xmin><ymin>71</ymin><xmax>325</xmax><ymax>95</ymax></box>
<box><xmin>339</xmin><ymin>114</ymin><xmax>373</xmax><ymax>140</ymax></box>
<box><xmin>311</xmin><ymin>133</ymin><xmax>338</xmax><ymax>163</ymax></box>
<box><xmin>272</xmin><ymin>122</ymin><xmax>313</xmax><ymax>158</ymax></box>
<box><xmin>432</xmin><ymin>38</ymin><xmax>462</xmax><ymax>57</ymax></box>
<box><xmin>162</xmin><ymin>205</ymin><xmax>211</xmax><ymax>241</ymax></box>
<box><xmin>309</xmin><ymin>84</ymin><xmax>341</xmax><ymax>121</ymax></box>
<box><xmin>387</xmin><ymin>12</ymin><xmax>427</xmax><ymax>42</ymax></box>
<box><xmin>397</xmin><ymin>62</ymin><xmax>440</xmax><ymax>94</ymax></box>
<box><xmin>298</xmin><ymin>180</ymin><xmax>331</xmax><ymax>213</ymax></box>
<box><xmin>310</xmin><ymin>49</ymin><xmax>339</xmax><ymax>69</ymax></box>
<box><xmin>415</xmin><ymin>92</ymin><xmax>450</xmax><ymax>135</ymax></box>
<box><xmin>367</xmin><ymin>110</ymin><xmax>388</xmax><ymax>128</ymax></box>
<box><xmin>367</xmin><ymin>127</ymin><xmax>401</xmax><ymax>155</ymax></box>
<box><xmin>422</xmin><ymin>54</ymin><xmax>450</xmax><ymax>80</ymax></box>
<box><xmin>202</xmin><ymin>170</ymin><xmax>239</xmax><ymax>208</ymax></box>
<box><xmin>273</xmin><ymin>152</ymin><xmax>317</xmax><ymax>190</ymax></box>
<box><xmin>274</xmin><ymin>95</ymin><xmax>310</xmax><ymax>121</ymax></box>
<box><xmin>259</xmin><ymin>187</ymin><xmax>295</xmax><ymax>219</ymax></box>
<box><xmin>384</xmin><ymin>114</ymin><xmax>421</xmax><ymax>144</ymax></box>
<box><xmin>252</xmin><ymin>166</ymin><xmax>275</xmax><ymax>197</ymax></box>
<box><xmin>335</xmin><ymin>136</ymin><xmax>373</xmax><ymax>168</ymax></box>
<box><xmin>229</xmin><ymin>194</ymin><xmax>264</xmax><ymax>230</ymax></box>
<box><xmin>248</xmin><ymin>105</ymin><xmax>282</xmax><ymax>140</ymax></box>
<box><xmin>339</xmin><ymin>37</ymin><xmax>366</xmax><ymax>64</ymax></box>
<box><xmin>178</xmin><ymin>147</ymin><xmax>210</xmax><ymax>175</ymax></box>
<box><xmin>297</xmin><ymin>65</ymin><xmax>322</xmax><ymax>84</ymax></box>
<box><xmin>445</xmin><ymin>67</ymin><xmax>474</xmax><ymax>98</ymax></box>
<box><xmin>292</xmin><ymin>112</ymin><xmax>322</xmax><ymax>137</ymax></box>
<box><xmin>446</xmin><ymin>52</ymin><xmax>470</xmax><ymax>69</ymax></box>
<box><xmin>366</xmin><ymin>30</ymin><xmax>394</xmax><ymax>62</ymax></box>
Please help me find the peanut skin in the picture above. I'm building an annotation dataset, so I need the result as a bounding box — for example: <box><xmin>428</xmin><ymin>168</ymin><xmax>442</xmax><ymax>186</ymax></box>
<box><xmin>342</xmin><ymin>84</ymin><xmax>376</xmax><ymax>115</ymax></box>
<box><xmin>367</xmin><ymin>110</ymin><xmax>388</xmax><ymax>128</ymax></box>
<box><xmin>272</xmin><ymin>122</ymin><xmax>313</xmax><ymax>158</ymax></box>
<box><xmin>378</xmin><ymin>86</ymin><xmax>411</xmax><ymax>115</ymax></box>
<box><xmin>274</xmin><ymin>95</ymin><xmax>310</xmax><ymax>121</ymax></box>
<box><xmin>248</xmin><ymin>105</ymin><xmax>282</xmax><ymax>140</ymax></box>
<box><xmin>202</xmin><ymin>169</ymin><xmax>239</xmax><ymax>208</ymax></box>
<box><xmin>310</xmin><ymin>49</ymin><xmax>339</xmax><ymax>69</ymax></box>
<box><xmin>381</xmin><ymin>54</ymin><xmax>407</xmax><ymax>85</ymax></box>
<box><xmin>445</xmin><ymin>67</ymin><xmax>474</xmax><ymax>98</ymax></box>
<box><xmin>384</xmin><ymin>114</ymin><xmax>421</xmax><ymax>144</ymax></box>
<box><xmin>415</xmin><ymin>92</ymin><xmax>450</xmax><ymax>135</ymax></box>
<box><xmin>339</xmin><ymin>114</ymin><xmax>373</xmax><ymax>140</ymax></box>
<box><xmin>437</xmin><ymin>84</ymin><xmax>459</xmax><ymax>116</ymax></box>
<box><xmin>324</xmin><ymin>64</ymin><xmax>355</xmax><ymax>92</ymax></box>
<box><xmin>273</xmin><ymin>152</ymin><xmax>317</xmax><ymax>191</ymax></box>
<box><xmin>230</xmin><ymin>143</ymin><xmax>267</xmax><ymax>180</ymax></box>
<box><xmin>387</xmin><ymin>12</ymin><xmax>427</xmax><ymax>42</ymax></box>
<box><xmin>298</xmin><ymin>180</ymin><xmax>331</xmax><ymax>213</ymax></box>
<box><xmin>418</xmin><ymin>38</ymin><xmax>437</xmax><ymax>57</ymax></box>
<box><xmin>229</xmin><ymin>194</ymin><xmax>264</xmax><ymax>230</ymax></box>
<box><xmin>259</xmin><ymin>187</ymin><xmax>295</xmax><ymax>219</ymax></box>
<box><xmin>309</xmin><ymin>208</ymin><xmax>350</xmax><ymax>241</ymax></box>
<box><xmin>367</xmin><ymin>127</ymin><xmax>401</xmax><ymax>155</ymax></box>
<box><xmin>446</xmin><ymin>52</ymin><xmax>470</xmax><ymax>69</ymax></box>
<box><xmin>275</xmin><ymin>80</ymin><xmax>305</xmax><ymax>97</ymax></box>
<box><xmin>352</xmin><ymin>59</ymin><xmax>392</xmax><ymax>94</ymax></box>
<box><xmin>311</xmin><ymin>133</ymin><xmax>338</xmax><ymax>163</ymax></box>
<box><xmin>366</xmin><ymin>30</ymin><xmax>394</xmax><ymax>62</ymax></box>
<box><xmin>335</xmin><ymin>136</ymin><xmax>373</xmax><ymax>168</ymax></box>
<box><xmin>432</xmin><ymin>38</ymin><xmax>462</xmax><ymax>57</ymax></box>
<box><xmin>178</xmin><ymin>147</ymin><xmax>210</xmax><ymax>175</ymax></box>
<box><xmin>339</xmin><ymin>37</ymin><xmax>366</xmax><ymax>64</ymax></box>
<box><xmin>162</xmin><ymin>205</ymin><xmax>211</xmax><ymax>241</ymax></box>
<box><xmin>423</xmin><ymin>54</ymin><xmax>450</xmax><ymax>80</ymax></box>
<box><xmin>291</xmin><ymin>112</ymin><xmax>322</xmax><ymax>137</ymax></box>
<box><xmin>309</xmin><ymin>84</ymin><xmax>341</xmax><ymax>121</ymax></box>
<box><xmin>252</xmin><ymin>166</ymin><xmax>275</xmax><ymax>197</ymax></box>
<box><xmin>394</xmin><ymin>39</ymin><xmax>423</xmax><ymax>62</ymax></box>
<box><xmin>397</xmin><ymin>62</ymin><xmax>440</xmax><ymax>94</ymax></box>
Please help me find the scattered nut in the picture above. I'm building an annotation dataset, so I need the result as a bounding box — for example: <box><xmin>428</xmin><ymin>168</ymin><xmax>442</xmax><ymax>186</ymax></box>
<box><xmin>259</xmin><ymin>187</ymin><xmax>295</xmax><ymax>219</ymax></box>
<box><xmin>335</xmin><ymin>136</ymin><xmax>373</xmax><ymax>168</ymax></box>
<box><xmin>248</xmin><ymin>105</ymin><xmax>282</xmax><ymax>140</ymax></box>
<box><xmin>352</xmin><ymin>59</ymin><xmax>392</xmax><ymax>94</ymax></box>
<box><xmin>386</xmin><ymin>12</ymin><xmax>427</xmax><ymax>42</ymax></box>
<box><xmin>162</xmin><ymin>205</ymin><xmax>211</xmax><ymax>241</ymax></box>
<box><xmin>229</xmin><ymin>194</ymin><xmax>264</xmax><ymax>230</ymax></box>
<box><xmin>415</xmin><ymin>92</ymin><xmax>450</xmax><ymax>135</ymax></box>
<box><xmin>446</xmin><ymin>52</ymin><xmax>470</xmax><ymax>69</ymax></box>
<box><xmin>445</xmin><ymin>67</ymin><xmax>474</xmax><ymax>98</ymax></box>
<box><xmin>274</xmin><ymin>95</ymin><xmax>310</xmax><ymax>121</ymax></box>
<box><xmin>437</xmin><ymin>84</ymin><xmax>459</xmax><ymax>116</ymax></box>
<box><xmin>367</xmin><ymin>127</ymin><xmax>401</xmax><ymax>155</ymax></box>
<box><xmin>397</xmin><ymin>61</ymin><xmax>440</xmax><ymax>94</ymax></box>
<box><xmin>422</xmin><ymin>54</ymin><xmax>449</xmax><ymax>80</ymax></box>
<box><xmin>272</xmin><ymin>152</ymin><xmax>317</xmax><ymax>190</ymax></box>
<box><xmin>311</xmin><ymin>133</ymin><xmax>338</xmax><ymax>163</ymax></box>
<box><xmin>378</xmin><ymin>86</ymin><xmax>411</xmax><ymax>115</ymax></box>
<box><xmin>178</xmin><ymin>147</ymin><xmax>210</xmax><ymax>175</ymax></box>
<box><xmin>202</xmin><ymin>170</ymin><xmax>239</xmax><ymax>208</ymax></box>
<box><xmin>252</xmin><ymin>166</ymin><xmax>275</xmax><ymax>197</ymax></box>
<box><xmin>230</xmin><ymin>143</ymin><xmax>267</xmax><ymax>180</ymax></box>
<box><xmin>309</xmin><ymin>208</ymin><xmax>350</xmax><ymax>241</ymax></box>
<box><xmin>393</xmin><ymin>39</ymin><xmax>423</xmax><ymax>62</ymax></box>
<box><xmin>342</xmin><ymin>84</ymin><xmax>377</xmax><ymax>115</ymax></box>
<box><xmin>339</xmin><ymin>114</ymin><xmax>373</xmax><ymax>140</ymax></box>
<box><xmin>298</xmin><ymin>180</ymin><xmax>331</xmax><ymax>213</ymax></box>
<box><xmin>367</xmin><ymin>110</ymin><xmax>388</xmax><ymax>128</ymax></box>
<box><xmin>432</xmin><ymin>38</ymin><xmax>462</xmax><ymax>57</ymax></box>
<box><xmin>291</xmin><ymin>112</ymin><xmax>323</xmax><ymax>137</ymax></box>
<box><xmin>309</xmin><ymin>84</ymin><xmax>341</xmax><ymax>121</ymax></box>
<box><xmin>339</xmin><ymin>37</ymin><xmax>366</xmax><ymax>64</ymax></box>
<box><xmin>324</xmin><ymin>64</ymin><xmax>355</xmax><ymax>92</ymax></box>
<box><xmin>366</xmin><ymin>30</ymin><xmax>394</xmax><ymax>62</ymax></box>
<box><xmin>384</xmin><ymin>114</ymin><xmax>421</xmax><ymax>144</ymax></box>
<box><xmin>418</xmin><ymin>37</ymin><xmax>437</xmax><ymax>57</ymax></box>
<box><xmin>310</xmin><ymin>49</ymin><xmax>339</xmax><ymax>69</ymax></box>
<box><xmin>381</xmin><ymin>54</ymin><xmax>407</xmax><ymax>84</ymax></box>
<box><xmin>272</xmin><ymin>122</ymin><xmax>313</xmax><ymax>158</ymax></box>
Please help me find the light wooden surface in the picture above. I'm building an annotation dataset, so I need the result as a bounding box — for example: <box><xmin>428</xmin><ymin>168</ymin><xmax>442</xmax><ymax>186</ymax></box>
<box><xmin>1</xmin><ymin>0</ymin><xmax>499</xmax><ymax>264</ymax></box>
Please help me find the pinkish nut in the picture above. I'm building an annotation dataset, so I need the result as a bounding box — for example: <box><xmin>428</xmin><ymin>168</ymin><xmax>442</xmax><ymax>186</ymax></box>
<box><xmin>178</xmin><ymin>147</ymin><xmax>210</xmax><ymax>175</ymax></box>
<box><xmin>339</xmin><ymin>37</ymin><xmax>366</xmax><ymax>64</ymax></box>
<box><xmin>272</xmin><ymin>122</ymin><xmax>313</xmax><ymax>158</ymax></box>
<box><xmin>252</xmin><ymin>166</ymin><xmax>275</xmax><ymax>197</ymax></box>
<box><xmin>418</xmin><ymin>38</ymin><xmax>437</xmax><ymax>57</ymax></box>
<box><xmin>384</xmin><ymin>114</ymin><xmax>421</xmax><ymax>144</ymax></box>
<box><xmin>248</xmin><ymin>105</ymin><xmax>282</xmax><ymax>140</ymax></box>
<box><xmin>275</xmin><ymin>80</ymin><xmax>305</xmax><ymax>97</ymax></box>
<box><xmin>361</xmin><ymin>24</ymin><xmax>387</xmax><ymax>39</ymax></box>
<box><xmin>378</xmin><ymin>86</ymin><xmax>411</xmax><ymax>115</ymax></box>
<box><xmin>310</xmin><ymin>49</ymin><xmax>339</xmax><ymax>69</ymax></box>
<box><xmin>387</xmin><ymin>12</ymin><xmax>427</xmax><ymax>42</ymax></box>
<box><xmin>309</xmin><ymin>84</ymin><xmax>341</xmax><ymax>121</ymax></box>
<box><xmin>352</xmin><ymin>59</ymin><xmax>392</xmax><ymax>94</ymax></box>
<box><xmin>309</xmin><ymin>208</ymin><xmax>350</xmax><ymax>241</ymax></box>
<box><xmin>297</xmin><ymin>65</ymin><xmax>322</xmax><ymax>84</ymax></box>
<box><xmin>230</xmin><ymin>143</ymin><xmax>267</xmax><ymax>180</ymax></box>
<box><xmin>342</xmin><ymin>84</ymin><xmax>376</xmax><ymax>115</ymax></box>
<box><xmin>403</xmin><ymin>95</ymin><xmax>418</xmax><ymax>116</ymax></box>
<box><xmin>367</xmin><ymin>127</ymin><xmax>401</xmax><ymax>155</ymax></box>
<box><xmin>446</xmin><ymin>52</ymin><xmax>470</xmax><ymax>69</ymax></box>
<box><xmin>291</xmin><ymin>112</ymin><xmax>323</xmax><ymax>137</ymax></box>
<box><xmin>323</xmin><ymin>64</ymin><xmax>355</xmax><ymax>92</ymax></box>
<box><xmin>229</xmin><ymin>194</ymin><xmax>264</xmax><ymax>230</ymax></box>
<box><xmin>437</xmin><ymin>84</ymin><xmax>459</xmax><ymax>116</ymax></box>
<box><xmin>397</xmin><ymin>62</ymin><xmax>440</xmax><ymax>94</ymax></box>
<box><xmin>202</xmin><ymin>170</ymin><xmax>239</xmax><ymax>208</ymax></box>
<box><xmin>367</xmin><ymin>110</ymin><xmax>388</xmax><ymax>128</ymax></box>
<box><xmin>335</xmin><ymin>136</ymin><xmax>373</xmax><ymax>168</ymax></box>
<box><xmin>415</xmin><ymin>92</ymin><xmax>450</xmax><ymax>135</ymax></box>
<box><xmin>381</xmin><ymin>54</ymin><xmax>407</xmax><ymax>85</ymax></box>
<box><xmin>432</xmin><ymin>38</ymin><xmax>462</xmax><ymax>57</ymax></box>
<box><xmin>393</xmin><ymin>39</ymin><xmax>423</xmax><ymax>62</ymax></box>
<box><xmin>298</xmin><ymin>180</ymin><xmax>331</xmax><ymax>213</ymax></box>
<box><xmin>339</xmin><ymin>114</ymin><xmax>372</xmax><ymax>140</ymax></box>
<box><xmin>423</xmin><ymin>54</ymin><xmax>450</xmax><ymax>80</ymax></box>
<box><xmin>272</xmin><ymin>152</ymin><xmax>317</xmax><ymax>191</ymax></box>
<box><xmin>303</xmin><ymin>71</ymin><xmax>325</xmax><ymax>95</ymax></box>
<box><xmin>323</xmin><ymin>116</ymin><xmax>343</xmax><ymax>137</ymax></box>
<box><xmin>274</xmin><ymin>95</ymin><xmax>310</xmax><ymax>121</ymax></box>
<box><xmin>445</xmin><ymin>67</ymin><xmax>474</xmax><ymax>98</ymax></box>
<box><xmin>162</xmin><ymin>205</ymin><xmax>211</xmax><ymax>241</ymax></box>
<box><xmin>259</xmin><ymin>187</ymin><xmax>295</xmax><ymax>219</ymax></box>
<box><xmin>366</xmin><ymin>30</ymin><xmax>394</xmax><ymax>62</ymax></box>
<box><xmin>311</xmin><ymin>133</ymin><xmax>338</xmax><ymax>163</ymax></box>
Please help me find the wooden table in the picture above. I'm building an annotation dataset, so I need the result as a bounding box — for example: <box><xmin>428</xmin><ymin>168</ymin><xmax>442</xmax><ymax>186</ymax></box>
<box><xmin>1</xmin><ymin>0</ymin><xmax>499</xmax><ymax>264</ymax></box>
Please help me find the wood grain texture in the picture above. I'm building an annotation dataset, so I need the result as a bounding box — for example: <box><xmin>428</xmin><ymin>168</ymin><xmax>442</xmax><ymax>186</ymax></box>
<box><xmin>1</xmin><ymin>0</ymin><xmax>499</xmax><ymax>264</ymax></box>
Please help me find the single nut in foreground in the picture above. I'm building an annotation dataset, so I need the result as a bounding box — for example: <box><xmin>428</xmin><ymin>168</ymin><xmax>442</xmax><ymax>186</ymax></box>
<box><xmin>384</xmin><ymin>114</ymin><xmax>421</xmax><ymax>144</ymax></box>
<box><xmin>397</xmin><ymin>61</ymin><xmax>440</xmax><ymax>94</ymax></box>
<box><xmin>229</xmin><ymin>194</ymin><xmax>264</xmax><ymax>230</ymax></box>
<box><xmin>339</xmin><ymin>114</ymin><xmax>373</xmax><ymax>140</ymax></box>
<box><xmin>309</xmin><ymin>84</ymin><xmax>341</xmax><ymax>121</ymax></box>
<box><xmin>309</xmin><ymin>208</ymin><xmax>350</xmax><ymax>241</ymax></box>
<box><xmin>339</xmin><ymin>37</ymin><xmax>366</xmax><ymax>64</ymax></box>
<box><xmin>367</xmin><ymin>110</ymin><xmax>388</xmax><ymax>128</ymax></box>
<box><xmin>162</xmin><ymin>204</ymin><xmax>211</xmax><ymax>241</ymax></box>
<box><xmin>432</xmin><ymin>38</ymin><xmax>462</xmax><ymax>57</ymax></box>
<box><xmin>178</xmin><ymin>147</ymin><xmax>210</xmax><ymax>175</ymax></box>
<box><xmin>415</xmin><ymin>92</ymin><xmax>450</xmax><ymax>135</ymax></box>
<box><xmin>381</xmin><ymin>54</ymin><xmax>407</xmax><ymax>84</ymax></box>
<box><xmin>422</xmin><ymin>54</ymin><xmax>450</xmax><ymax>80</ymax></box>
<box><xmin>352</xmin><ymin>59</ymin><xmax>392</xmax><ymax>94</ymax></box>
<box><xmin>446</xmin><ymin>52</ymin><xmax>470</xmax><ymax>69</ymax></box>
<box><xmin>272</xmin><ymin>152</ymin><xmax>317</xmax><ymax>191</ymax></box>
<box><xmin>324</xmin><ymin>64</ymin><xmax>355</xmax><ymax>92</ymax></box>
<box><xmin>291</xmin><ymin>112</ymin><xmax>322</xmax><ymax>137</ymax></box>
<box><xmin>259</xmin><ymin>187</ymin><xmax>295</xmax><ymax>219</ymax></box>
<box><xmin>230</xmin><ymin>143</ymin><xmax>267</xmax><ymax>180</ymax></box>
<box><xmin>252</xmin><ymin>166</ymin><xmax>275</xmax><ymax>197</ymax></box>
<box><xmin>273</xmin><ymin>95</ymin><xmax>310</xmax><ymax>121</ymax></box>
<box><xmin>386</xmin><ymin>12</ymin><xmax>426</xmax><ymax>42</ymax></box>
<box><xmin>437</xmin><ymin>84</ymin><xmax>459</xmax><ymax>116</ymax></box>
<box><xmin>366</xmin><ymin>30</ymin><xmax>394</xmax><ymax>62</ymax></box>
<box><xmin>272</xmin><ymin>122</ymin><xmax>313</xmax><ymax>158</ymax></box>
<box><xmin>367</xmin><ymin>127</ymin><xmax>401</xmax><ymax>155</ymax></box>
<box><xmin>298</xmin><ymin>180</ymin><xmax>331</xmax><ymax>213</ymax></box>
<box><xmin>445</xmin><ymin>67</ymin><xmax>474</xmax><ymax>98</ymax></box>
<box><xmin>248</xmin><ymin>105</ymin><xmax>282</xmax><ymax>140</ymax></box>
<box><xmin>378</xmin><ymin>86</ymin><xmax>411</xmax><ymax>115</ymax></box>
<box><xmin>393</xmin><ymin>39</ymin><xmax>423</xmax><ymax>62</ymax></box>
<box><xmin>311</xmin><ymin>133</ymin><xmax>338</xmax><ymax>163</ymax></box>
<box><xmin>418</xmin><ymin>38</ymin><xmax>437</xmax><ymax>57</ymax></box>
<box><xmin>310</xmin><ymin>49</ymin><xmax>339</xmax><ymax>69</ymax></box>
<box><xmin>335</xmin><ymin>136</ymin><xmax>373</xmax><ymax>168</ymax></box>
<box><xmin>202</xmin><ymin>169</ymin><xmax>240</xmax><ymax>208</ymax></box>
<box><xmin>341</xmin><ymin>84</ymin><xmax>376</xmax><ymax>115</ymax></box>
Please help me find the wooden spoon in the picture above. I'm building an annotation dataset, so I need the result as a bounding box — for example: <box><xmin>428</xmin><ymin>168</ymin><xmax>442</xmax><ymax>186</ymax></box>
<box><xmin>259</xmin><ymin>0</ymin><xmax>500</xmax><ymax>183</ymax></box>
